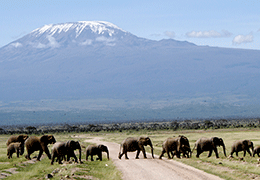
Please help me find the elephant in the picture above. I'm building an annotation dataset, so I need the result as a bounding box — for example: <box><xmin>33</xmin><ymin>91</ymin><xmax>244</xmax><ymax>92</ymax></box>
<box><xmin>6</xmin><ymin>134</ymin><xmax>28</xmax><ymax>155</ymax></box>
<box><xmin>192</xmin><ymin>137</ymin><xmax>226</xmax><ymax>158</ymax></box>
<box><xmin>253</xmin><ymin>146</ymin><xmax>260</xmax><ymax>157</ymax></box>
<box><xmin>86</xmin><ymin>144</ymin><xmax>109</xmax><ymax>161</ymax></box>
<box><xmin>230</xmin><ymin>140</ymin><xmax>254</xmax><ymax>157</ymax></box>
<box><xmin>7</xmin><ymin>142</ymin><xmax>24</xmax><ymax>159</ymax></box>
<box><xmin>51</xmin><ymin>140</ymin><xmax>82</xmax><ymax>165</ymax></box>
<box><xmin>25</xmin><ymin>135</ymin><xmax>56</xmax><ymax>161</ymax></box>
<box><xmin>159</xmin><ymin>135</ymin><xmax>191</xmax><ymax>159</ymax></box>
<box><xmin>118</xmin><ymin>136</ymin><xmax>154</xmax><ymax>159</ymax></box>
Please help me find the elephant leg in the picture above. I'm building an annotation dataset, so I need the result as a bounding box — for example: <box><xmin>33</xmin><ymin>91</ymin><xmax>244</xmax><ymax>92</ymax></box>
<box><xmin>125</xmin><ymin>152</ymin><xmax>129</xmax><ymax>159</ymax></box>
<box><xmin>86</xmin><ymin>153</ymin><xmax>89</xmax><ymax>161</ymax></box>
<box><xmin>25</xmin><ymin>154</ymin><xmax>31</xmax><ymax>160</ymax></box>
<box><xmin>16</xmin><ymin>150</ymin><xmax>20</xmax><ymax>158</ymax></box>
<box><xmin>118</xmin><ymin>152</ymin><xmax>123</xmax><ymax>159</ymax></box>
<box><xmin>58</xmin><ymin>155</ymin><xmax>63</xmax><ymax>164</ymax></box>
<box><xmin>196</xmin><ymin>148</ymin><xmax>201</xmax><ymax>158</ymax></box>
<box><xmin>196</xmin><ymin>146</ymin><xmax>202</xmax><ymax>158</ymax></box>
<box><xmin>230</xmin><ymin>150</ymin><xmax>234</xmax><ymax>157</ymax></box>
<box><xmin>99</xmin><ymin>152</ymin><xmax>103</xmax><ymax>161</ymax></box>
<box><xmin>175</xmin><ymin>150</ymin><xmax>180</xmax><ymax>158</ymax></box>
<box><xmin>136</xmin><ymin>150</ymin><xmax>140</xmax><ymax>159</ymax></box>
<box><xmin>70</xmin><ymin>152</ymin><xmax>78</xmax><ymax>162</ymax></box>
<box><xmin>159</xmin><ymin>149</ymin><xmax>165</xmax><ymax>159</ymax></box>
<box><xmin>208</xmin><ymin>150</ymin><xmax>212</xmax><ymax>157</ymax></box>
<box><xmin>166</xmin><ymin>150</ymin><xmax>172</xmax><ymax>159</ymax></box>
<box><xmin>44</xmin><ymin>148</ymin><xmax>51</xmax><ymax>160</ymax></box>
<box><xmin>37</xmin><ymin>150</ymin><xmax>43</xmax><ymax>161</ymax></box>
<box><xmin>141</xmin><ymin>148</ymin><xmax>147</xmax><ymax>159</ymax></box>
<box><xmin>170</xmin><ymin>151</ymin><xmax>175</xmax><ymax>158</ymax></box>
<box><xmin>243</xmin><ymin>150</ymin><xmax>246</xmax><ymax>157</ymax></box>
<box><xmin>246</xmin><ymin>149</ymin><xmax>252</xmax><ymax>156</ymax></box>
<box><xmin>51</xmin><ymin>152</ymin><xmax>56</xmax><ymax>165</ymax></box>
<box><xmin>213</xmin><ymin>148</ymin><xmax>219</xmax><ymax>158</ymax></box>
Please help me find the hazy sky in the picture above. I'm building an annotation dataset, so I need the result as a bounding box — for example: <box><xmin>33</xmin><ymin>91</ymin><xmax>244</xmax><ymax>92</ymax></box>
<box><xmin>1</xmin><ymin>0</ymin><xmax>260</xmax><ymax>49</ymax></box>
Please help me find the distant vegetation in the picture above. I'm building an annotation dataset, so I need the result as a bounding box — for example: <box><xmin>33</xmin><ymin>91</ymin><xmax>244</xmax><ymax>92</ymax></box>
<box><xmin>1</xmin><ymin>118</ymin><xmax>260</xmax><ymax>135</ymax></box>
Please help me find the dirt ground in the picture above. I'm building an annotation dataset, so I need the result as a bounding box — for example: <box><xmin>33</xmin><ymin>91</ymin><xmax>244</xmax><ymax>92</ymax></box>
<box><xmin>85</xmin><ymin>137</ymin><xmax>224</xmax><ymax>180</ymax></box>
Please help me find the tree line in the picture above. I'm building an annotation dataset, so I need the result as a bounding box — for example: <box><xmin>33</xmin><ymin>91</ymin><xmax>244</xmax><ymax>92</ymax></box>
<box><xmin>1</xmin><ymin>118</ymin><xmax>260</xmax><ymax>135</ymax></box>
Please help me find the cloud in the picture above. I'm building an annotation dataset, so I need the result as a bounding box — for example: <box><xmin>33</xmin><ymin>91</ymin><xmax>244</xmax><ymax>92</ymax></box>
<box><xmin>32</xmin><ymin>35</ymin><xmax>60</xmax><ymax>49</ymax></box>
<box><xmin>35</xmin><ymin>43</ymin><xmax>47</xmax><ymax>48</ymax></box>
<box><xmin>96</xmin><ymin>36</ymin><xmax>116</xmax><ymax>46</ymax></box>
<box><xmin>81</xmin><ymin>39</ymin><xmax>93</xmax><ymax>45</ymax></box>
<box><xmin>164</xmin><ymin>31</ymin><xmax>175</xmax><ymax>38</ymax></box>
<box><xmin>232</xmin><ymin>34</ymin><xmax>253</xmax><ymax>45</ymax></box>
<box><xmin>46</xmin><ymin>35</ymin><xmax>60</xmax><ymax>48</ymax></box>
<box><xmin>150</xmin><ymin>33</ymin><xmax>162</xmax><ymax>37</ymax></box>
<box><xmin>186</xmin><ymin>30</ymin><xmax>232</xmax><ymax>38</ymax></box>
<box><xmin>10</xmin><ymin>42</ymin><xmax>23</xmax><ymax>48</ymax></box>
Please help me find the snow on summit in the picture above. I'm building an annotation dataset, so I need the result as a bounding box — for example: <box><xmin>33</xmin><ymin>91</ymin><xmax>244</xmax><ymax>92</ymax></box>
<box><xmin>31</xmin><ymin>21</ymin><xmax>126</xmax><ymax>38</ymax></box>
<box><xmin>4</xmin><ymin>21</ymin><xmax>131</xmax><ymax>49</ymax></box>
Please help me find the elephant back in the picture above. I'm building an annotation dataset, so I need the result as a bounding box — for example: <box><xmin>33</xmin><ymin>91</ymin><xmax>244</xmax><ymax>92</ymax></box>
<box><xmin>6</xmin><ymin>135</ymin><xmax>29</xmax><ymax>146</ymax></box>
<box><xmin>122</xmin><ymin>137</ymin><xmax>139</xmax><ymax>151</ymax></box>
<box><xmin>163</xmin><ymin>137</ymin><xmax>178</xmax><ymax>150</ymax></box>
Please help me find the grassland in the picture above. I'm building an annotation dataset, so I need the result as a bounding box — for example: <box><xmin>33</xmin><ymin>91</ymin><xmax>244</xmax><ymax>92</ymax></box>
<box><xmin>1</xmin><ymin>128</ymin><xmax>260</xmax><ymax>179</ymax></box>
<box><xmin>0</xmin><ymin>133</ymin><xmax>121</xmax><ymax>180</ymax></box>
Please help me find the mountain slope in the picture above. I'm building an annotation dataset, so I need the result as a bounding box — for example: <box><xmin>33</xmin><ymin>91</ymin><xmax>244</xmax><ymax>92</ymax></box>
<box><xmin>0</xmin><ymin>21</ymin><xmax>260</xmax><ymax>121</ymax></box>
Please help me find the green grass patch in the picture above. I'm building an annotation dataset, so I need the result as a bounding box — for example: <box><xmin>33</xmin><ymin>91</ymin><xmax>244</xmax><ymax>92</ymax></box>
<box><xmin>0</xmin><ymin>133</ymin><xmax>121</xmax><ymax>180</ymax></box>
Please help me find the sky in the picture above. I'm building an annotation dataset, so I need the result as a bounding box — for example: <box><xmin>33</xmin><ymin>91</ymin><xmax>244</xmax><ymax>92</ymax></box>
<box><xmin>1</xmin><ymin>0</ymin><xmax>260</xmax><ymax>50</ymax></box>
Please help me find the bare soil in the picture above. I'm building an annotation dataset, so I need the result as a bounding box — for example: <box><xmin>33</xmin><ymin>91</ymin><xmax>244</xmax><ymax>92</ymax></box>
<box><xmin>85</xmin><ymin>136</ymin><xmax>224</xmax><ymax>180</ymax></box>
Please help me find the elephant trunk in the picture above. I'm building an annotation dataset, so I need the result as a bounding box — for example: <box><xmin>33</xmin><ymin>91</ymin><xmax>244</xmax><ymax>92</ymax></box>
<box><xmin>222</xmin><ymin>144</ymin><xmax>227</xmax><ymax>157</ymax></box>
<box><xmin>149</xmin><ymin>143</ymin><xmax>154</xmax><ymax>158</ymax></box>
<box><xmin>20</xmin><ymin>143</ymin><xmax>25</xmax><ymax>155</ymax></box>
<box><xmin>78</xmin><ymin>148</ymin><xmax>82</xmax><ymax>163</ymax></box>
<box><xmin>106</xmin><ymin>150</ymin><xmax>109</xmax><ymax>160</ymax></box>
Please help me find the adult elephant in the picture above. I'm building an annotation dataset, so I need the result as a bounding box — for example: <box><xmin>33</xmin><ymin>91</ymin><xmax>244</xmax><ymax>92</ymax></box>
<box><xmin>25</xmin><ymin>135</ymin><xmax>56</xmax><ymax>161</ymax></box>
<box><xmin>159</xmin><ymin>135</ymin><xmax>191</xmax><ymax>159</ymax></box>
<box><xmin>6</xmin><ymin>134</ymin><xmax>28</xmax><ymax>155</ymax></box>
<box><xmin>86</xmin><ymin>144</ymin><xmax>109</xmax><ymax>161</ymax></box>
<box><xmin>230</xmin><ymin>140</ymin><xmax>254</xmax><ymax>157</ymax></box>
<box><xmin>51</xmin><ymin>140</ymin><xmax>82</xmax><ymax>165</ymax></box>
<box><xmin>118</xmin><ymin>137</ymin><xmax>154</xmax><ymax>159</ymax></box>
<box><xmin>192</xmin><ymin>137</ymin><xmax>226</xmax><ymax>158</ymax></box>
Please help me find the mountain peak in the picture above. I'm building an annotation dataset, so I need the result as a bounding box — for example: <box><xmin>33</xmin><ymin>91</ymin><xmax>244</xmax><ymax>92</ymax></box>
<box><xmin>31</xmin><ymin>21</ymin><xmax>126</xmax><ymax>38</ymax></box>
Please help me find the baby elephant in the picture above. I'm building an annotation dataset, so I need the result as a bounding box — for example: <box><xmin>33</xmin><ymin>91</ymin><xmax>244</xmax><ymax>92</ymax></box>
<box><xmin>7</xmin><ymin>142</ymin><xmax>23</xmax><ymax>159</ymax></box>
<box><xmin>230</xmin><ymin>139</ymin><xmax>254</xmax><ymax>157</ymax></box>
<box><xmin>86</xmin><ymin>144</ymin><xmax>109</xmax><ymax>161</ymax></box>
<box><xmin>253</xmin><ymin>146</ymin><xmax>260</xmax><ymax>157</ymax></box>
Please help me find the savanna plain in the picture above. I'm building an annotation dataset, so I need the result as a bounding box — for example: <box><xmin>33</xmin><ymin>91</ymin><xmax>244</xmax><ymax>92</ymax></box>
<box><xmin>1</xmin><ymin>127</ymin><xmax>260</xmax><ymax>180</ymax></box>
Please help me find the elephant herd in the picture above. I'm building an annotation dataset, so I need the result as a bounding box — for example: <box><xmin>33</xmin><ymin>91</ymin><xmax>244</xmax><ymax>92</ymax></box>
<box><xmin>117</xmin><ymin>135</ymin><xmax>259</xmax><ymax>160</ymax></box>
<box><xmin>5</xmin><ymin>134</ymin><xmax>109</xmax><ymax>165</ymax></box>
<box><xmin>5</xmin><ymin>134</ymin><xmax>260</xmax><ymax>165</ymax></box>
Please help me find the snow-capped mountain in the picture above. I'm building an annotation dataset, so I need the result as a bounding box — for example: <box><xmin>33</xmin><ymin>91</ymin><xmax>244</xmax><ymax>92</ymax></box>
<box><xmin>4</xmin><ymin>21</ymin><xmax>137</xmax><ymax>50</ymax></box>
<box><xmin>1</xmin><ymin>21</ymin><xmax>260</xmax><ymax>122</ymax></box>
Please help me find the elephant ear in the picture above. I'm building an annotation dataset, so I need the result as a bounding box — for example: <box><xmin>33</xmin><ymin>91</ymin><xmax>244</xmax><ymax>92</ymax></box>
<box><xmin>18</xmin><ymin>135</ymin><xmax>27</xmax><ymax>142</ymax></box>
<box><xmin>212</xmin><ymin>137</ymin><xmax>219</xmax><ymax>147</ymax></box>
<box><xmin>140</xmin><ymin>137</ymin><xmax>150</xmax><ymax>146</ymax></box>
<box><xmin>65</xmin><ymin>140</ymin><xmax>73</xmax><ymax>148</ymax></box>
<box><xmin>23</xmin><ymin>135</ymin><xmax>29</xmax><ymax>141</ymax></box>
<box><xmin>47</xmin><ymin>135</ymin><xmax>56</xmax><ymax>144</ymax></box>
<box><xmin>98</xmin><ymin>144</ymin><xmax>107</xmax><ymax>151</ymax></box>
<box><xmin>242</xmin><ymin>140</ymin><xmax>248</xmax><ymax>146</ymax></box>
